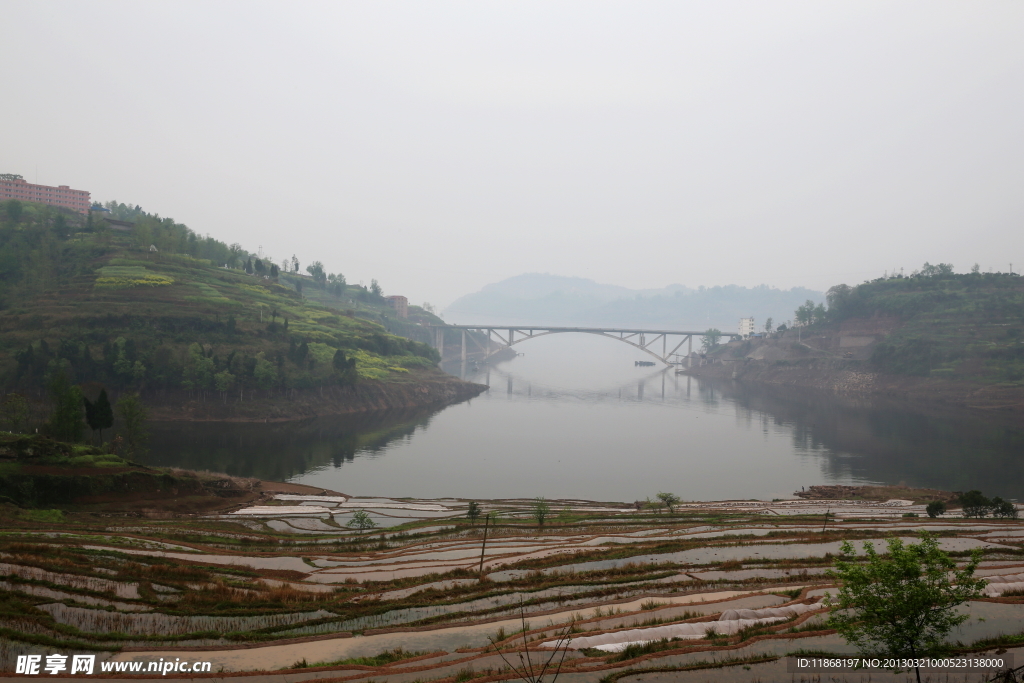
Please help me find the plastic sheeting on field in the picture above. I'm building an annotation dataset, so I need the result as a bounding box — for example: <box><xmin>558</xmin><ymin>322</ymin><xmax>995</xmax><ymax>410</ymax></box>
<box><xmin>984</xmin><ymin>574</ymin><xmax>1024</xmax><ymax>597</ymax></box>
<box><xmin>546</xmin><ymin>601</ymin><xmax>822</xmax><ymax>651</ymax></box>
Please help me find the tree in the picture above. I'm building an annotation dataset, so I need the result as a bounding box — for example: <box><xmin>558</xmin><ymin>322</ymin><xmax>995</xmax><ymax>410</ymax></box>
<box><xmin>115</xmin><ymin>393</ymin><xmax>149</xmax><ymax>459</ymax></box>
<box><xmin>925</xmin><ymin>501</ymin><xmax>946</xmax><ymax>518</ymax></box>
<box><xmin>182</xmin><ymin>343</ymin><xmax>215</xmax><ymax>392</ymax></box>
<box><xmin>795</xmin><ymin>300</ymin><xmax>817</xmax><ymax>326</ymax></box>
<box><xmin>93</xmin><ymin>389</ymin><xmax>113</xmax><ymax>443</ymax></box>
<box><xmin>991</xmin><ymin>496</ymin><xmax>1019</xmax><ymax>519</ymax></box>
<box><xmin>45</xmin><ymin>370</ymin><xmax>85</xmax><ymax>442</ymax></box>
<box><xmin>332</xmin><ymin>349</ymin><xmax>357</xmax><ymax>384</ymax></box>
<box><xmin>532</xmin><ymin>497</ymin><xmax>550</xmax><ymax>526</ymax></box>
<box><xmin>254</xmin><ymin>258</ymin><xmax>265</xmax><ymax>275</ymax></box>
<box><xmin>244</xmin><ymin>258</ymin><xmax>253</xmax><ymax>275</ymax></box>
<box><xmin>826</xmin><ymin>284</ymin><xmax>852</xmax><ymax>317</ymax></box>
<box><xmin>656</xmin><ymin>492</ymin><xmax>681</xmax><ymax>513</ymax></box>
<box><xmin>347</xmin><ymin>510</ymin><xmax>377</xmax><ymax>530</ymax></box>
<box><xmin>700</xmin><ymin>328</ymin><xmax>722</xmax><ymax>353</ymax></box>
<box><xmin>764</xmin><ymin>317</ymin><xmax>773</xmax><ymax>335</ymax></box>
<box><xmin>370</xmin><ymin>279</ymin><xmax>382</xmax><ymax>297</ymax></box>
<box><xmin>306</xmin><ymin>261</ymin><xmax>326</xmax><ymax>286</ymax></box>
<box><xmin>253</xmin><ymin>353</ymin><xmax>277</xmax><ymax>389</ymax></box>
<box><xmin>269</xmin><ymin>263</ymin><xmax>279</xmax><ymax>278</ymax></box>
<box><xmin>1</xmin><ymin>393</ymin><xmax>30</xmax><ymax>433</ymax></box>
<box><xmin>83</xmin><ymin>389</ymin><xmax>114</xmax><ymax>444</ymax></box>
<box><xmin>291</xmin><ymin>255</ymin><xmax>299</xmax><ymax>273</ymax></box>
<box><xmin>959</xmin><ymin>490</ymin><xmax>991</xmax><ymax>518</ymax></box>
<box><xmin>467</xmin><ymin>501</ymin><xmax>482</xmax><ymax>524</ymax></box>
<box><xmin>4</xmin><ymin>199</ymin><xmax>24</xmax><ymax>223</ymax></box>
<box><xmin>214</xmin><ymin>370</ymin><xmax>235</xmax><ymax>401</ymax></box>
<box><xmin>825</xmin><ymin>533</ymin><xmax>985</xmax><ymax>683</ymax></box>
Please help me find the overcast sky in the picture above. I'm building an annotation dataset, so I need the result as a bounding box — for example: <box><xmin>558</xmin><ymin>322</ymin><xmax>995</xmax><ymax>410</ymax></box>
<box><xmin>2</xmin><ymin>1</ymin><xmax>1022</xmax><ymax>307</ymax></box>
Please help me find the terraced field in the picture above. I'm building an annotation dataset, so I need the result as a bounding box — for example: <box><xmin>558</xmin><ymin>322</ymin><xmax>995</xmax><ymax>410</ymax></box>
<box><xmin>2</xmin><ymin>496</ymin><xmax>1024</xmax><ymax>681</ymax></box>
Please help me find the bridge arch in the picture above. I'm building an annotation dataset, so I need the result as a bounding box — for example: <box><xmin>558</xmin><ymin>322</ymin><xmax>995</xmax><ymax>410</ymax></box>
<box><xmin>432</xmin><ymin>325</ymin><xmax>731</xmax><ymax>367</ymax></box>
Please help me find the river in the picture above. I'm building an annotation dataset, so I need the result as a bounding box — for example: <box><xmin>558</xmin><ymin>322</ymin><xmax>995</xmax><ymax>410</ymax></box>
<box><xmin>148</xmin><ymin>333</ymin><xmax>1024</xmax><ymax>502</ymax></box>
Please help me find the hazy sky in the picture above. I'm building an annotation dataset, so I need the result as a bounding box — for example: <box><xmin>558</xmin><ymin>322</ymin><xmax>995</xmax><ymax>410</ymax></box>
<box><xmin>2</xmin><ymin>1</ymin><xmax>1022</xmax><ymax>308</ymax></box>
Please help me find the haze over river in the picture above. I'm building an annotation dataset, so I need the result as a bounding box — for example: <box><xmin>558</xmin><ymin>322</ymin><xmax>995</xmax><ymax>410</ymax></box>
<box><xmin>149</xmin><ymin>334</ymin><xmax>1024</xmax><ymax>501</ymax></box>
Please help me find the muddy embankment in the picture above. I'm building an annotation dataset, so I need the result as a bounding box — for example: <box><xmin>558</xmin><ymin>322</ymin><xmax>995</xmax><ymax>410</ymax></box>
<box><xmin>144</xmin><ymin>371</ymin><xmax>486</xmax><ymax>422</ymax></box>
<box><xmin>685</xmin><ymin>321</ymin><xmax>1024</xmax><ymax>415</ymax></box>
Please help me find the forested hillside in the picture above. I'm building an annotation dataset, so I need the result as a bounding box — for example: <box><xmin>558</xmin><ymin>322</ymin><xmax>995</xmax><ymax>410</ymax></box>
<box><xmin>0</xmin><ymin>199</ymin><xmax>450</xmax><ymax>409</ymax></box>
<box><xmin>824</xmin><ymin>265</ymin><xmax>1024</xmax><ymax>382</ymax></box>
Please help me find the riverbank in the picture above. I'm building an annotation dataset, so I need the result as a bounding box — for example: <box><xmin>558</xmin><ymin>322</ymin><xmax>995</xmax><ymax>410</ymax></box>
<box><xmin>143</xmin><ymin>369</ymin><xmax>485</xmax><ymax>422</ymax></box>
<box><xmin>684</xmin><ymin>327</ymin><xmax>1024</xmax><ymax>415</ymax></box>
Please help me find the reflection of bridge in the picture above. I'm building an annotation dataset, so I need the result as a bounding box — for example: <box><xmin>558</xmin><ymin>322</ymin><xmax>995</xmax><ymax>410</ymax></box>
<box><xmin>431</xmin><ymin>325</ymin><xmax>736</xmax><ymax>367</ymax></box>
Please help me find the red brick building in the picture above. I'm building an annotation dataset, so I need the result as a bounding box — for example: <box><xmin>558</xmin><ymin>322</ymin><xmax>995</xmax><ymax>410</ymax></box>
<box><xmin>0</xmin><ymin>174</ymin><xmax>91</xmax><ymax>214</ymax></box>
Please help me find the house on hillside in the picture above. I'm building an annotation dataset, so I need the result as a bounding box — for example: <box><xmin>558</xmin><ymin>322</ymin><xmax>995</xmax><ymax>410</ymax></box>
<box><xmin>385</xmin><ymin>295</ymin><xmax>408</xmax><ymax>318</ymax></box>
<box><xmin>739</xmin><ymin>317</ymin><xmax>755</xmax><ymax>337</ymax></box>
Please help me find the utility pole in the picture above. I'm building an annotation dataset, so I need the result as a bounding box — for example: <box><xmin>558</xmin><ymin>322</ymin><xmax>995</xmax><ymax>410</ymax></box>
<box><xmin>478</xmin><ymin>513</ymin><xmax>490</xmax><ymax>577</ymax></box>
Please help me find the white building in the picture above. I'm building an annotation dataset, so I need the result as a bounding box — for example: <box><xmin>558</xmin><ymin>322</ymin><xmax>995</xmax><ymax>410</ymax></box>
<box><xmin>739</xmin><ymin>317</ymin><xmax>755</xmax><ymax>337</ymax></box>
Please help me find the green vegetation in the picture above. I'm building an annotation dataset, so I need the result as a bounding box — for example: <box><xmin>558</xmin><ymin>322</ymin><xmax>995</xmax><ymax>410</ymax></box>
<box><xmin>532</xmin><ymin>497</ymin><xmax>550</xmax><ymax>526</ymax></box>
<box><xmin>347</xmin><ymin>510</ymin><xmax>377</xmax><ymax>530</ymax></box>
<box><xmin>656</xmin><ymin>492</ymin><xmax>680</xmax><ymax>513</ymax></box>
<box><xmin>291</xmin><ymin>648</ymin><xmax>425</xmax><ymax>669</ymax></box>
<box><xmin>820</xmin><ymin>264</ymin><xmax>1024</xmax><ymax>381</ymax></box>
<box><xmin>958</xmin><ymin>490</ymin><xmax>1018</xmax><ymax>519</ymax></box>
<box><xmin>700</xmin><ymin>328</ymin><xmax>722</xmax><ymax>352</ymax></box>
<box><xmin>0</xmin><ymin>198</ymin><xmax>448</xmax><ymax>426</ymax></box>
<box><xmin>467</xmin><ymin>500</ymin><xmax>482</xmax><ymax>523</ymax></box>
<box><xmin>825</xmin><ymin>532</ymin><xmax>985</xmax><ymax>683</ymax></box>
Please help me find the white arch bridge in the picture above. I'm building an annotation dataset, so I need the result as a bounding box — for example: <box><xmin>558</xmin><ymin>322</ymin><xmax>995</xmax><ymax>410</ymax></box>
<box><xmin>431</xmin><ymin>325</ymin><xmax>737</xmax><ymax>367</ymax></box>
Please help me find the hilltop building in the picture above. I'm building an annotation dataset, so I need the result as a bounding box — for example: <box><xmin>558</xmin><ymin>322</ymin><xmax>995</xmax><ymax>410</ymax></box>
<box><xmin>0</xmin><ymin>174</ymin><xmax>90</xmax><ymax>214</ymax></box>
<box><xmin>739</xmin><ymin>317</ymin><xmax>755</xmax><ymax>337</ymax></box>
<box><xmin>385</xmin><ymin>295</ymin><xmax>408</xmax><ymax>318</ymax></box>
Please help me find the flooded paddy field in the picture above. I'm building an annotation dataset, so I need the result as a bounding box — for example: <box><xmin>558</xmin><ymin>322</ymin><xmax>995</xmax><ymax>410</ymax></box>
<box><xmin>3</xmin><ymin>494</ymin><xmax>1024</xmax><ymax>681</ymax></box>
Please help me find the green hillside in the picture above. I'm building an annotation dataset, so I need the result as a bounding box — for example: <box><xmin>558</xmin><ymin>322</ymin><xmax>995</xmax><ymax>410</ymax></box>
<box><xmin>823</xmin><ymin>266</ymin><xmax>1024</xmax><ymax>382</ymax></box>
<box><xmin>0</xmin><ymin>199</ymin><xmax>444</xmax><ymax>402</ymax></box>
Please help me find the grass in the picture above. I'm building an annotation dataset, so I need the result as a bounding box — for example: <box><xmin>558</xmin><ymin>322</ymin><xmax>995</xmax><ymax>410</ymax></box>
<box><xmin>289</xmin><ymin>647</ymin><xmax>427</xmax><ymax>669</ymax></box>
<box><xmin>17</xmin><ymin>509</ymin><xmax>64</xmax><ymax>523</ymax></box>
<box><xmin>597</xmin><ymin>654</ymin><xmax>780</xmax><ymax>682</ymax></box>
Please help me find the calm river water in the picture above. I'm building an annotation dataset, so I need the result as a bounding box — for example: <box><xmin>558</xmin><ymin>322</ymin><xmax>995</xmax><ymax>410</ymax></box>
<box><xmin>148</xmin><ymin>334</ymin><xmax>1023</xmax><ymax>502</ymax></box>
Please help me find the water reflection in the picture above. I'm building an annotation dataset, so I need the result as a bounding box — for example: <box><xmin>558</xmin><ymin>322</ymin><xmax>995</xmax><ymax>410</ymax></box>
<box><xmin>148</xmin><ymin>409</ymin><xmax>439</xmax><ymax>484</ymax></box>
<box><xmin>148</xmin><ymin>334</ymin><xmax>1023</xmax><ymax>500</ymax></box>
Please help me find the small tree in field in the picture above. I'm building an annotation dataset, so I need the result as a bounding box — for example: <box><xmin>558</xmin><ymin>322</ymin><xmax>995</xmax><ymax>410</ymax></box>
<box><xmin>347</xmin><ymin>510</ymin><xmax>377</xmax><ymax>530</ymax></box>
<box><xmin>467</xmin><ymin>501</ymin><xmax>482</xmax><ymax>524</ymax></box>
<box><xmin>532</xmin><ymin>497</ymin><xmax>550</xmax><ymax>526</ymax></box>
<box><xmin>656</xmin><ymin>492</ymin><xmax>681</xmax><ymax>513</ymax></box>
<box><xmin>925</xmin><ymin>500</ymin><xmax>946</xmax><ymax>518</ymax></box>
<box><xmin>825</xmin><ymin>532</ymin><xmax>985</xmax><ymax>683</ymax></box>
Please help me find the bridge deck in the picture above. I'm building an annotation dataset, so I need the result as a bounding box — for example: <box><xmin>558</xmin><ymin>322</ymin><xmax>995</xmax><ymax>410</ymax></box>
<box><xmin>438</xmin><ymin>325</ymin><xmax>721</xmax><ymax>336</ymax></box>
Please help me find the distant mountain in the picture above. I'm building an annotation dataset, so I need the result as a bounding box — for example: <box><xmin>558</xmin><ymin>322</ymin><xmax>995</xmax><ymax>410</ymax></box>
<box><xmin>444</xmin><ymin>273</ymin><xmax>824</xmax><ymax>333</ymax></box>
